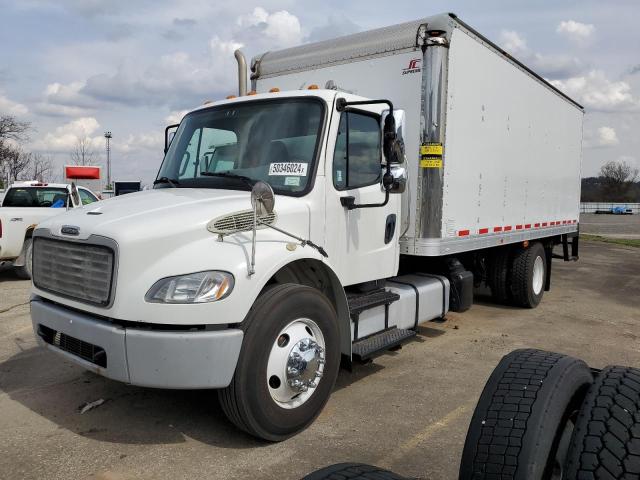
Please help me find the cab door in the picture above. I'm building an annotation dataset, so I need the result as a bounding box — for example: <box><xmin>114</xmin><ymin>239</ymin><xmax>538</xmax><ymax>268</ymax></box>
<box><xmin>324</xmin><ymin>110</ymin><xmax>401</xmax><ymax>286</ymax></box>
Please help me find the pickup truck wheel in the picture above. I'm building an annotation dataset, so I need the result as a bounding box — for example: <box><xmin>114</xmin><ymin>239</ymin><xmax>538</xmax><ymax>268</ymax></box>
<box><xmin>510</xmin><ymin>242</ymin><xmax>546</xmax><ymax>308</ymax></box>
<box><xmin>459</xmin><ymin>349</ymin><xmax>592</xmax><ymax>480</ymax></box>
<box><xmin>564</xmin><ymin>366</ymin><xmax>640</xmax><ymax>479</ymax></box>
<box><xmin>302</xmin><ymin>463</ymin><xmax>408</xmax><ymax>480</ymax></box>
<box><xmin>218</xmin><ymin>283</ymin><xmax>340</xmax><ymax>441</ymax></box>
<box><xmin>15</xmin><ymin>238</ymin><xmax>33</xmax><ymax>280</ymax></box>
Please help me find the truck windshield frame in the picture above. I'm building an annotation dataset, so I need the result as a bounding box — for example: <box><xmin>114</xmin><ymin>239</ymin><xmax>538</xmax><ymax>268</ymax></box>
<box><xmin>155</xmin><ymin>97</ymin><xmax>326</xmax><ymax>197</ymax></box>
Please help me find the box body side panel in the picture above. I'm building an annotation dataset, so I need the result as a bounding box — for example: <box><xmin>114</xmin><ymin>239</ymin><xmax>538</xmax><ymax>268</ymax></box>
<box><xmin>441</xmin><ymin>28</ymin><xmax>583</xmax><ymax>240</ymax></box>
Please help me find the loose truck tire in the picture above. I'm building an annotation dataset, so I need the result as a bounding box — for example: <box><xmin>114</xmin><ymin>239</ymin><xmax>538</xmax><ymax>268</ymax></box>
<box><xmin>301</xmin><ymin>463</ymin><xmax>407</xmax><ymax>480</ymax></box>
<box><xmin>459</xmin><ymin>349</ymin><xmax>592</xmax><ymax>480</ymax></box>
<box><xmin>487</xmin><ymin>248</ymin><xmax>512</xmax><ymax>304</ymax></box>
<box><xmin>15</xmin><ymin>239</ymin><xmax>33</xmax><ymax>280</ymax></box>
<box><xmin>218</xmin><ymin>284</ymin><xmax>340</xmax><ymax>441</ymax></box>
<box><xmin>510</xmin><ymin>242</ymin><xmax>546</xmax><ymax>308</ymax></box>
<box><xmin>564</xmin><ymin>366</ymin><xmax>640</xmax><ymax>479</ymax></box>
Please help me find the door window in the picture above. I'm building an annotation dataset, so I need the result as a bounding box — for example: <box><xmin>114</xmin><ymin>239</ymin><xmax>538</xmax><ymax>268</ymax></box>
<box><xmin>78</xmin><ymin>188</ymin><xmax>98</xmax><ymax>205</ymax></box>
<box><xmin>333</xmin><ymin>112</ymin><xmax>381</xmax><ymax>190</ymax></box>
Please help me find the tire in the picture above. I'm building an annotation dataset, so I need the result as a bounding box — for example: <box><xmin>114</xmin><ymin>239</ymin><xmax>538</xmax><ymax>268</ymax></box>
<box><xmin>459</xmin><ymin>349</ymin><xmax>593</xmax><ymax>480</ymax></box>
<box><xmin>301</xmin><ymin>463</ymin><xmax>407</xmax><ymax>480</ymax></box>
<box><xmin>487</xmin><ymin>248</ymin><xmax>512</xmax><ymax>304</ymax></box>
<box><xmin>15</xmin><ymin>238</ymin><xmax>33</xmax><ymax>280</ymax></box>
<box><xmin>510</xmin><ymin>242</ymin><xmax>546</xmax><ymax>308</ymax></box>
<box><xmin>218</xmin><ymin>283</ymin><xmax>341</xmax><ymax>441</ymax></box>
<box><xmin>564</xmin><ymin>366</ymin><xmax>640</xmax><ymax>479</ymax></box>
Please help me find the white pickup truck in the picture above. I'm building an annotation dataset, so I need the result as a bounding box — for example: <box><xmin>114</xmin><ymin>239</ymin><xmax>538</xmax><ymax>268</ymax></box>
<box><xmin>30</xmin><ymin>13</ymin><xmax>583</xmax><ymax>441</ymax></box>
<box><xmin>0</xmin><ymin>181</ymin><xmax>99</xmax><ymax>278</ymax></box>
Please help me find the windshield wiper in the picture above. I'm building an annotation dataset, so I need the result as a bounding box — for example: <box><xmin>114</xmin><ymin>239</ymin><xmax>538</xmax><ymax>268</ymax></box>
<box><xmin>153</xmin><ymin>176</ymin><xmax>180</xmax><ymax>188</ymax></box>
<box><xmin>200</xmin><ymin>171</ymin><xmax>255</xmax><ymax>188</ymax></box>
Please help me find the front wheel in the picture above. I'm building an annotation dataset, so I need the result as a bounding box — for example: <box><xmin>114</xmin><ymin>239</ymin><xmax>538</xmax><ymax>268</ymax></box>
<box><xmin>218</xmin><ymin>284</ymin><xmax>341</xmax><ymax>441</ymax></box>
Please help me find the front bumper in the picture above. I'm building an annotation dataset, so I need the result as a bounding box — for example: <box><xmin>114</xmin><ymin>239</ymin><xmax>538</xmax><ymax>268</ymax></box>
<box><xmin>30</xmin><ymin>297</ymin><xmax>243</xmax><ymax>389</ymax></box>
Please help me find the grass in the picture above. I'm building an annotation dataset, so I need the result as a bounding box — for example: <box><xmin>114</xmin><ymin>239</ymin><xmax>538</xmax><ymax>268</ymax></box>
<box><xmin>580</xmin><ymin>234</ymin><xmax>640</xmax><ymax>248</ymax></box>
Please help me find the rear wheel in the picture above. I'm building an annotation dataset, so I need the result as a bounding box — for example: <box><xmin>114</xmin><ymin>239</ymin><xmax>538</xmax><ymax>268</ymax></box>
<box><xmin>15</xmin><ymin>238</ymin><xmax>33</xmax><ymax>280</ymax></box>
<box><xmin>487</xmin><ymin>248</ymin><xmax>512</xmax><ymax>304</ymax></box>
<box><xmin>218</xmin><ymin>284</ymin><xmax>340</xmax><ymax>441</ymax></box>
<box><xmin>459</xmin><ymin>348</ymin><xmax>593</xmax><ymax>479</ymax></box>
<box><xmin>564</xmin><ymin>366</ymin><xmax>640</xmax><ymax>479</ymax></box>
<box><xmin>511</xmin><ymin>242</ymin><xmax>546</xmax><ymax>308</ymax></box>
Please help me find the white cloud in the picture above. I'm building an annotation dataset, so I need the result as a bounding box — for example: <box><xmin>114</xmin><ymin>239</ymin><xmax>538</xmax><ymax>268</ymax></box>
<box><xmin>0</xmin><ymin>93</ymin><xmax>28</xmax><ymax>116</ymax></box>
<box><xmin>117</xmin><ymin>132</ymin><xmax>163</xmax><ymax>153</ymax></box>
<box><xmin>499</xmin><ymin>30</ymin><xmax>527</xmax><ymax>56</ymax></box>
<box><xmin>550</xmin><ymin>70</ymin><xmax>640</xmax><ymax>111</ymax></box>
<box><xmin>557</xmin><ymin>20</ymin><xmax>595</xmax><ymax>45</ymax></box>
<box><xmin>596</xmin><ymin>126</ymin><xmax>619</xmax><ymax>147</ymax></box>
<box><xmin>34</xmin><ymin>116</ymin><xmax>103</xmax><ymax>152</ymax></box>
<box><xmin>498</xmin><ymin>30</ymin><xmax>582</xmax><ymax>79</ymax></box>
<box><xmin>237</xmin><ymin>7</ymin><xmax>302</xmax><ymax>48</ymax></box>
<box><xmin>165</xmin><ymin>109</ymin><xmax>190</xmax><ymax>124</ymax></box>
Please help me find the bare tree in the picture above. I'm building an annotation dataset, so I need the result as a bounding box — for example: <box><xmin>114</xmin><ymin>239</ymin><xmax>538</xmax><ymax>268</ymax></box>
<box><xmin>0</xmin><ymin>115</ymin><xmax>31</xmax><ymax>142</ymax></box>
<box><xmin>30</xmin><ymin>153</ymin><xmax>54</xmax><ymax>182</ymax></box>
<box><xmin>599</xmin><ymin>159</ymin><xmax>639</xmax><ymax>201</ymax></box>
<box><xmin>1</xmin><ymin>146</ymin><xmax>32</xmax><ymax>182</ymax></box>
<box><xmin>70</xmin><ymin>136</ymin><xmax>96</xmax><ymax>165</ymax></box>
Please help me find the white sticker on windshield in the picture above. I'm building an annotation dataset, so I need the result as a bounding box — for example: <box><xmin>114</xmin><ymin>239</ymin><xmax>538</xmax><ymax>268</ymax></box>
<box><xmin>284</xmin><ymin>177</ymin><xmax>300</xmax><ymax>187</ymax></box>
<box><xmin>269</xmin><ymin>162</ymin><xmax>308</xmax><ymax>176</ymax></box>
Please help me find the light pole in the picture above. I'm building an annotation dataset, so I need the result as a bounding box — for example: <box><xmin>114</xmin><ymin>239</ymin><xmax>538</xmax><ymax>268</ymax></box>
<box><xmin>104</xmin><ymin>131</ymin><xmax>112</xmax><ymax>189</ymax></box>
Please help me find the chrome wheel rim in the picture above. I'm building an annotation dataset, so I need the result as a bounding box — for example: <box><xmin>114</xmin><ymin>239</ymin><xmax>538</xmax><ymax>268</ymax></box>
<box><xmin>266</xmin><ymin>318</ymin><xmax>325</xmax><ymax>409</ymax></box>
<box><xmin>532</xmin><ymin>255</ymin><xmax>544</xmax><ymax>295</ymax></box>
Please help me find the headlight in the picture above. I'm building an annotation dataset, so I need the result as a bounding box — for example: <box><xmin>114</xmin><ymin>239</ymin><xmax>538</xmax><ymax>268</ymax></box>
<box><xmin>145</xmin><ymin>271</ymin><xmax>234</xmax><ymax>304</ymax></box>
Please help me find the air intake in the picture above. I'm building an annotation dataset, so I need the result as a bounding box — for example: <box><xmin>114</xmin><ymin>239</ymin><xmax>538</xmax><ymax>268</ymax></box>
<box><xmin>207</xmin><ymin>210</ymin><xmax>277</xmax><ymax>235</ymax></box>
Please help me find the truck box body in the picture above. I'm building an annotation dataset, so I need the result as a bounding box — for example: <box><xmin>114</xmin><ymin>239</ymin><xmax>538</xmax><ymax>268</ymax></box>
<box><xmin>251</xmin><ymin>13</ymin><xmax>583</xmax><ymax>256</ymax></box>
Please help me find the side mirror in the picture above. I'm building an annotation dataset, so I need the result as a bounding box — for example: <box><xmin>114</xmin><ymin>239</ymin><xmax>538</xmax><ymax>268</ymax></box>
<box><xmin>164</xmin><ymin>124</ymin><xmax>179</xmax><ymax>154</ymax></box>
<box><xmin>381</xmin><ymin>109</ymin><xmax>406</xmax><ymax>164</ymax></box>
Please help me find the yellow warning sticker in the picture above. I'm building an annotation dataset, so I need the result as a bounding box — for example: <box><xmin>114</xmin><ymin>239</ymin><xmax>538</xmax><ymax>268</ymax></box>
<box><xmin>420</xmin><ymin>157</ymin><xmax>443</xmax><ymax>168</ymax></box>
<box><xmin>420</xmin><ymin>143</ymin><xmax>443</xmax><ymax>156</ymax></box>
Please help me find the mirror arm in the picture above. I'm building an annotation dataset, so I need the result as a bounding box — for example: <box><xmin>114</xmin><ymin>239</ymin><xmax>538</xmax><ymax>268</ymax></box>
<box><xmin>164</xmin><ymin>124</ymin><xmax>179</xmax><ymax>154</ymax></box>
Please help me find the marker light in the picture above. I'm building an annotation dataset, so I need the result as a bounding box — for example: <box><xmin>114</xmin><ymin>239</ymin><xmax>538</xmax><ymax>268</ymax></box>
<box><xmin>247</xmin><ymin>90</ymin><xmax>257</xmax><ymax>96</ymax></box>
<box><xmin>226</xmin><ymin>95</ymin><xmax>237</xmax><ymax>99</ymax></box>
<box><xmin>307</xmin><ymin>84</ymin><xmax>319</xmax><ymax>90</ymax></box>
<box><xmin>269</xmin><ymin>87</ymin><xmax>280</xmax><ymax>93</ymax></box>
<box><xmin>145</xmin><ymin>271</ymin><xmax>234</xmax><ymax>304</ymax></box>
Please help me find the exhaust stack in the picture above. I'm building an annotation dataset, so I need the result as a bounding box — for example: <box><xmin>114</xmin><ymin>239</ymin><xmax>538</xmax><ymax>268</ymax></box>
<box><xmin>234</xmin><ymin>49</ymin><xmax>248</xmax><ymax>96</ymax></box>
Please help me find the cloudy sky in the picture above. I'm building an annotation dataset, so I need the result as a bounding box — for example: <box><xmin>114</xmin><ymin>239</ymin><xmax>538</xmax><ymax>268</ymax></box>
<box><xmin>1</xmin><ymin>0</ymin><xmax>638</xmax><ymax>186</ymax></box>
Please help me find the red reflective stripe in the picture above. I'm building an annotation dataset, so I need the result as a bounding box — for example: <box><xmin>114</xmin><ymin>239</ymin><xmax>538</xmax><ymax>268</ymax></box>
<box><xmin>550</xmin><ymin>221</ymin><xmax>555</xmax><ymax>226</ymax></box>
<box><xmin>573</xmin><ymin>220</ymin><xmax>577</xmax><ymax>223</ymax></box>
<box><xmin>504</xmin><ymin>226</ymin><xmax>512</xmax><ymax>231</ymax></box>
<box><xmin>493</xmin><ymin>226</ymin><xmax>503</xmax><ymax>232</ymax></box>
<box><xmin>542</xmin><ymin>222</ymin><xmax>548</xmax><ymax>227</ymax></box>
<box><xmin>525</xmin><ymin>224</ymin><xmax>531</xmax><ymax>229</ymax></box>
<box><xmin>534</xmin><ymin>223</ymin><xmax>540</xmax><ymax>228</ymax></box>
<box><xmin>479</xmin><ymin>228</ymin><xmax>489</xmax><ymax>234</ymax></box>
<box><xmin>516</xmin><ymin>225</ymin><xmax>523</xmax><ymax>230</ymax></box>
<box><xmin>562</xmin><ymin>220</ymin><xmax>567</xmax><ymax>224</ymax></box>
<box><xmin>458</xmin><ymin>230</ymin><xmax>470</xmax><ymax>236</ymax></box>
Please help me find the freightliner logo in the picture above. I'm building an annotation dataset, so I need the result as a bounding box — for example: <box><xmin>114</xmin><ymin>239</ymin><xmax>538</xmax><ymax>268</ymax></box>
<box><xmin>402</xmin><ymin>58</ymin><xmax>421</xmax><ymax>75</ymax></box>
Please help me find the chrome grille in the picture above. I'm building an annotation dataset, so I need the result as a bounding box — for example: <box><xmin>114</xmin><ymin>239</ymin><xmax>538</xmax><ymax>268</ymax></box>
<box><xmin>33</xmin><ymin>237</ymin><xmax>114</xmax><ymax>306</ymax></box>
<box><xmin>207</xmin><ymin>210</ymin><xmax>276</xmax><ymax>235</ymax></box>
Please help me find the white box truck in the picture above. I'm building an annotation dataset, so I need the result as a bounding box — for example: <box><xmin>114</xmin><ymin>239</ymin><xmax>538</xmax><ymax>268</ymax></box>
<box><xmin>29</xmin><ymin>13</ymin><xmax>583</xmax><ymax>440</ymax></box>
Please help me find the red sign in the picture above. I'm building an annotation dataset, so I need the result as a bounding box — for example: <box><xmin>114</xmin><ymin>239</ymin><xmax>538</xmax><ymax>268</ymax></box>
<box><xmin>65</xmin><ymin>165</ymin><xmax>101</xmax><ymax>180</ymax></box>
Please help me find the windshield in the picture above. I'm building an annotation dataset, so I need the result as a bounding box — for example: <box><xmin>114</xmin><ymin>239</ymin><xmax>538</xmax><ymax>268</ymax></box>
<box><xmin>2</xmin><ymin>187</ymin><xmax>69</xmax><ymax>208</ymax></box>
<box><xmin>156</xmin><ymin>98</ymin><xmax>324</xmax><ymax>196</ymax></box>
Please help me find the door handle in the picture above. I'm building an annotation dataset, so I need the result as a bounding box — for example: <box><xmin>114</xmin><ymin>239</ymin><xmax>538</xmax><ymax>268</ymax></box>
<box><xmin>384</xmin><ymin>214</ymin><xmax>396</xmax><ymax>244</ymax></box>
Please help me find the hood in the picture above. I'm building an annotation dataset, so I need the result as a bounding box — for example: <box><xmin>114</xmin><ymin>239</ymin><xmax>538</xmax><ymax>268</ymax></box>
<box><xmin>37</xmin><ymin>188</ymin><xmax>310</xmax><ymax>243</ymax></box>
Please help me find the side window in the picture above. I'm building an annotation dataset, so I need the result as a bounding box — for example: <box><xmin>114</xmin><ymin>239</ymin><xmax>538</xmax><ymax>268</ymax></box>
<box><xmin>78</xmin><ymin>189</ymin><xmax>98</xmax><ymax>205</ymax></box>
<box><xmin>199</xmin><ymin>128</ymin><xmax>238</xmax><ymax>174</ymax></box>
<box><xmin>332</xmin><ymin>112</ymin><xmax>381</xmax><ymax>190</ymax></box>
